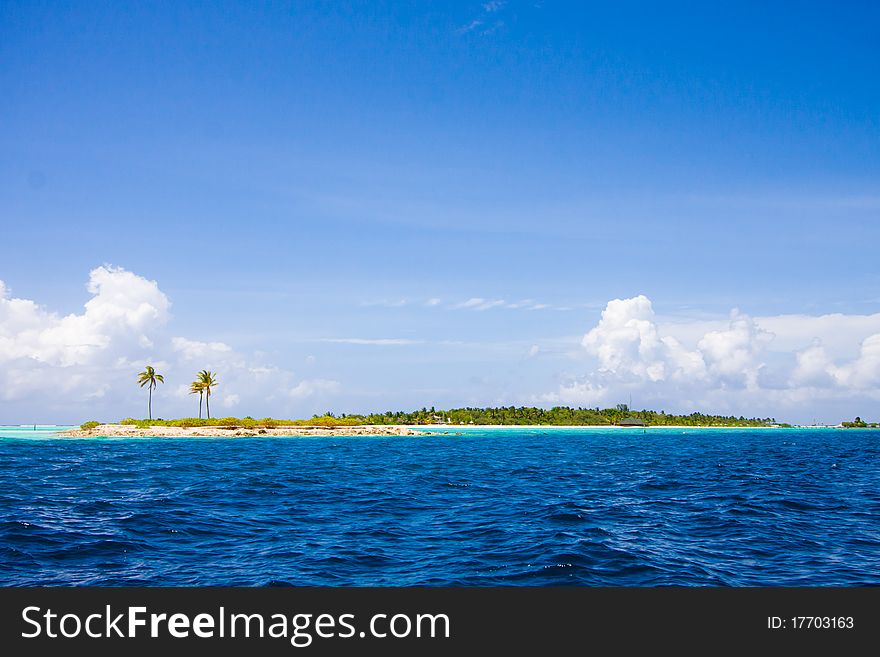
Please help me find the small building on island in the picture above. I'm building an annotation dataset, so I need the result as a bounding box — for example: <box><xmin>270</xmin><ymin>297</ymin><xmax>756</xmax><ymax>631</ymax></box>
<box><xmin>618</xmin><ymin>417</ymin><xmax>647</xmax><ymax>427</ymax></box>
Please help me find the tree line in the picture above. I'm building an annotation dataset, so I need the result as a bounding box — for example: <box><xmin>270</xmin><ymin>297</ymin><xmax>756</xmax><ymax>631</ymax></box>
<box><xmin>129</xmin><ymin>366</ymin><xmax>777</xmax><ymax>427</ymax></box>
<box><xmin>328</xmin><ymin>405</ymin><xmax>777</xmax><ymax>427</ymax></box>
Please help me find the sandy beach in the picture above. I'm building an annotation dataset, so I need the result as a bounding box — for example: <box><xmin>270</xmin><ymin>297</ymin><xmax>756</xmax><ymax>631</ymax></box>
<box><xmin>57</xmin><ymin>423</ymin><xmax>793</xmax><ymax>438</ymax></box>
<box><xmin>422</xmin><ymin>425</ymin><xmax>792</xmax><ymax>431</ymax></box>
<box><xmin>60</xmin><ymin>424</ymin><xmax>428</xmax><ymax>438</ymax></box>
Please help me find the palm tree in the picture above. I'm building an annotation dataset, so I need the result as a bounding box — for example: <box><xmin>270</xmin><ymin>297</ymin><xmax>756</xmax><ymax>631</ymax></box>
<box><xmin>197</xmin><ymin>370</ymin><xmax>218</xmax><ymax>419</ymax></box>
<box><xmin>137</xmin><ymin>365</ymin><xmax>164</xmax><ymax>420</ymax></box>
<box><xmin>189</xmin><ymin>381</ymin><xmax>205</xmax><ymax>419</ymax></box>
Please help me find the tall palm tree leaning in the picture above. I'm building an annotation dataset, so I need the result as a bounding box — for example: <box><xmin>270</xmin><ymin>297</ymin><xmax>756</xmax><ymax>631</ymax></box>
<box><xmin>137</xmin><ymin>365</ymin><xmax>164</xmax><ymax>421</ymax></box>
<box><xmin>189</xmin><ymin>380</ymin><xmax>205</xmax><ymax>419</ymax></box>
<box><xmin>197</xmin><ymin>370</ymin><xmax>218</xmax><ymax>419</ymax></box>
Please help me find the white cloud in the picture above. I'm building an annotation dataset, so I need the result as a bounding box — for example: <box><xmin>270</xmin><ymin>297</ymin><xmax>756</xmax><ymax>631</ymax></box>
<box><xmin>443</xmin><ymin>297</ymin><xmax>557</xmax><ymax>311</ymax></box>
<box><xmin>697</xmin><ymin>311</ymin><xmax>772</xmax><ymax>388</ymax></box>
<box><xmin>581</xmin><ymin>295</ymin><xmax>709</xmax><ymax>383</ymax></box>
<box><xmin>0</xmin><ymin>266</ymin><xmax>171</xmax><ymax>404</ymax></box>
<box><xmin>0</xmin><ymin>266</ymin><xmax>340</xmax><ymax>419</ymax></box>
<box><xmin>456</xmin><ymin>19</ymin><xmax>483</xmax><ymax>34</ymax></box>
<box><xmin>539</xmin><ymin>381</ymin><xmax>608</xmax><ymax>406</ymax></box>
<box><xmin>425</xmin><ymin>298</ymin><xmax>441</xmax><ymax>307</ymax></box>
<box><xmin>790</xmin><ymin>340</ymin><xmax>835</xmax><ymax>387</ymax></box>
<box><xmin>832</xmin><ymin>334</ymin><xmax>880</xmax><ymax>388</ymax></box>
<box><xmin>5</xmin><ymin>269</ymin><xmax>880</xmax><ymax>425</ymax></box>
<box><xmin>171</xmin><ymin>337</ymin><xmax>234</xmax><ymax>361</ymax></box>
<box><xmin>455</xmin><ymin>298</ymin><xmax>506</xmax><ymax>311</ymax></box>
<box><xmin>546</xmin><ymin>295</ymin><xmax>880</xmax><ymax>421</ymax></box>
<box><xmin>221</xmin><ymin>394</ymin><xmax>241</xmax><ymax>409</ymax></box>
<box><xmin>663</xmin><ymin>312</ymin><xmax>880</xmax><ymax>357</ymax></box>
<box><xmin>0</xmin><ymin>265</ymin><xmax>169</xmax><ymax>367</ymax></box>
<box><xmin>289</xmin><ymin>379</ymin><xmax>341</xmax><ymax>399</ymax></box>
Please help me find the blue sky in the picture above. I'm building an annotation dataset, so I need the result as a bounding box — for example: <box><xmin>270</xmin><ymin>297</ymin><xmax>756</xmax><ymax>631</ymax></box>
<box><xmin>1</xmin><ymin>1</ymin><xmax>879</xmax><ymax>423</ymax></box>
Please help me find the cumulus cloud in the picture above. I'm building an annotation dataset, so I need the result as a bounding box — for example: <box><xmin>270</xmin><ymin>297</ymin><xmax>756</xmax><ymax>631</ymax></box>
<box><xmin>0</xmin><ymin>266</ymin><xmax>340</xmax><ymax>420</ymax></box>
<box><xmin>0</xmin><ymin>266</ymin><xmax>169</xmax><ymax>368</ymax></box>
<box><xmin>832</xmin><ymin>334</ymin><xmax>880</xmax><ymax>388</ymax></box>
<box><xmin>581</xmin><ymin>295</ymin><xmax>710</xmax><ymax>383</ymax></box>
<box><xmin>0</xmin><ymin>266</ymin><xmax>171</xmax><ymax>405</ymax></box>
<box><xmin>697</xmin><ymin>311</ymin><xmax>773</xmax><ymax>388</ymax></box>
<box><xmin>790</xmin><ymin>340</ymin><xmax>835</xmax><ymax>387</ymax></box>
<box><xmin>547</xmin><ymin>295</ymin><xmax>880</xmax><ymax>421</ymax></box>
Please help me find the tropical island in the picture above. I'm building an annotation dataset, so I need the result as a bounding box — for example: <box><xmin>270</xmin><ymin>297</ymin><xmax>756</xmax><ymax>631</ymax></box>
<box><xmin>62</xmin><ymin>364</ymin><xmax>791</xmax><ymax>437</ymax></box>
<box><xmin>64</xmin><ymin>421</ymin><xmax>424</xmax><ymax>438</ymax></box>
<box><xmin>841</xmin><ymin>416</ymin><xmax>880</xmax><ymax>428</ymax></box>
<box><xmin>66</xmin><ymin>407</ymin><xmax>789</xmax><ymax>438</ymax></box>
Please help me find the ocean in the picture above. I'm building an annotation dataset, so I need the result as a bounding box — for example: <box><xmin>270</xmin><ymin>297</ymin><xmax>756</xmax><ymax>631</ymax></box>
<box><xmin>1</xmin><ymin>426</ymin><xmax>877</xmax><ymax>586</ymax></box>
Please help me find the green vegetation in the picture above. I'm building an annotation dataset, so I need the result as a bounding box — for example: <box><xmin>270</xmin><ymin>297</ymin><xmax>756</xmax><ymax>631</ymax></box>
<box><xmin>118</xmin><ymin>367</ymin><xmax>780</xmax><ymax>430</ymax></box>
<box><xmin>116</xmin><ymin>364</ymin><xmax>775</xmax><ymax>430</ymax></box>
<box><xmin>350</xmin><ymin>405</ymin><xmax>776</xmax><ymax>427</ymax></box>
<box><xmin>136</xmin><ymin>365</ymin><xmax>164</xmax><ymax>420</ymax></box>
<box><xmin>119</xmin><ymin>415</ymin><xmax>364</xmax><ymax>429</ymax></box>
<box><xmin>80</xmin><ymin>420</ymin><xmax>100</xmax><ymax>430</ymax></box>
<box><xmin>842</xmin><ymin>416</ymin><xmax>878</xmax><ymax>428</ymax></box>
<box><xmin>117</xmin><ymin>406</ymin><xmax>776</xmax><ymax>428</ymax></box>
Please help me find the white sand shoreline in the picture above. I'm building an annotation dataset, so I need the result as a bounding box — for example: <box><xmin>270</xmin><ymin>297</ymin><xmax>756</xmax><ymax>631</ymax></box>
<box><xmin>417</xmin><ymin>424</ymin><xmax>789</xmax><ymax>429</ymax></box>
<box><xmin>60</xmin><ymin>424</ymin><xmax>427</xmax><ymax>438</ymax></box>
<box><xmin>56</xmin><ymin>423</ymin><xmax>811</xmax><ymax>438</ymax></box>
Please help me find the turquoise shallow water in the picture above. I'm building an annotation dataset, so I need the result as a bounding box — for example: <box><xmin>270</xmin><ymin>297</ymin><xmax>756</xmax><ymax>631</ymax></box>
<box><xmin>0</xmin><ymin>426</ymin><xmax>878</xmax><ymax>586</ymax></box>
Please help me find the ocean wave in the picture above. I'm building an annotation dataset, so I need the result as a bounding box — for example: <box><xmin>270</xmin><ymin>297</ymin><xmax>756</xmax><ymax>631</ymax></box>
<box><xmin>0</xmin><ymin>428</ymin><xmax>878</xmax><ymax>586</ymax></box>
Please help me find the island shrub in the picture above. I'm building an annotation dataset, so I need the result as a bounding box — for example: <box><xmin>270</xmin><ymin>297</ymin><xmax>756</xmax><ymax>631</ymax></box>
<box><xmin>115</xmin><ymin>415</ymin><xmax>369</xmax><ymax>428</ymax></box>
<box><xmin>120</xmin><ymin>418</ymin><xmax>153</xmax><ymax>428</ymax></box>
<box><xmin>80</xmin><ymin>420</ymin><xmax>100</xmax><ymax>430</ymax></box>
<box><xmin>297</xmin><ymin>414</ymin><xmax>363</xmax><ymax>427</ymax></box>
<box><xmin>106</xmin><ymin>407</ymin><xmax>776</xmax><ymax>430</ymax></box>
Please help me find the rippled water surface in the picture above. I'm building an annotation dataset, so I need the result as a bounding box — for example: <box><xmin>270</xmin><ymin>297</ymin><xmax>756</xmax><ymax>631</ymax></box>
<box><xmin>1</xmin><ymin>426</ymin><xmax>878</xmax><ymax>586</ymax></box>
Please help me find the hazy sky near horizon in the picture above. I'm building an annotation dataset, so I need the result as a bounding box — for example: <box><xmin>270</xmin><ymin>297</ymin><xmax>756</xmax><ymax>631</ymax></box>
<box><xmin>2</xmin><ymin>1</ymin><xmax>879</xmax><ymax>423</ymax></box>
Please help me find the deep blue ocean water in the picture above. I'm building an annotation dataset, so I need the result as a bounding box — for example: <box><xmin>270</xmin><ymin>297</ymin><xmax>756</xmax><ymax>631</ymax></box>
<box><xmin>0</xmin><ymin>426</ymin><xmax>878</xmax><ymax>586</ymax></box>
